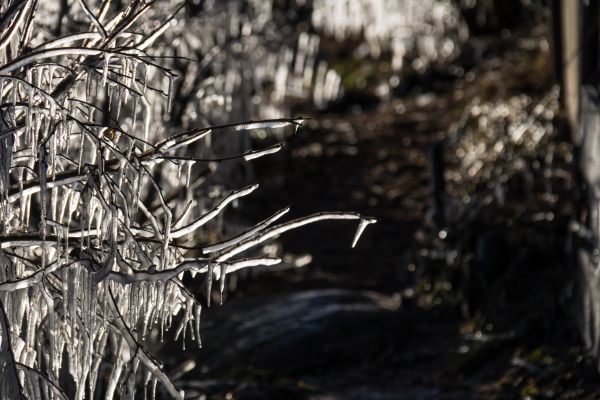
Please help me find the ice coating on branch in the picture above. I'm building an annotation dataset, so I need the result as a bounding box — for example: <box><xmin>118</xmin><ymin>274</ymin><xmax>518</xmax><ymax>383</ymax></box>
<box><xmin>243</xmin><ymin>143</ymin><xmax>284</xmax><ymax>161</ymax></box>
<box><xmin>235</xmin><ymin>120</ymin><xmax>293</xmax><ymax>131</ymax></box>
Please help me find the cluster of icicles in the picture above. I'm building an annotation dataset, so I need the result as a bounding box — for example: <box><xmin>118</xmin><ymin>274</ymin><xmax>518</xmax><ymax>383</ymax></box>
<box><xmin>0</xmin><ymin>0</ymin><xmax>371</xmax><ymax>399</ymax></box>
<box><xmin>155</xmin><ymin>0</ymin><xmax>342</xmax><ymax>130</ymax></box>
<box><xmin>311</xmin><ymin>0</ymin><xmax>467</xmax><ymax>71</ymax></box>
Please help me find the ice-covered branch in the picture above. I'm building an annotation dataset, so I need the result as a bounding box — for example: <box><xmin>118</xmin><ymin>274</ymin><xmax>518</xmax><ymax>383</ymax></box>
<box><xmin>202</xmin><ymin>206</ymin><xmax>290</xmax><ymax>254</ymax></box>
<box><xmin>0</xmin><ymin>261</ymin><xmax>62</xmax><ymax>291</ymax></box>
<box><xmin>170</xmin><ymin>184</ymin><xmax>259</xmax><ymax>239</ymax></box>
<box><xmin>75</xmin><ymin>0</ymin><xmax>107</xmax><ymax>38</ymax></box>
<box><xmin>217</xmin><ymin>212</ymin><xmax>377</xmax><ymax>262</ymax></box>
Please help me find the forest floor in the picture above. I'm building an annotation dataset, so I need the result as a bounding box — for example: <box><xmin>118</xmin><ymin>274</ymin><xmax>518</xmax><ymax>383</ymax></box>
<box><xmin>165</xmin><ymin>25</ymin><xmax>600</xmax><ymax>400</ymax></box>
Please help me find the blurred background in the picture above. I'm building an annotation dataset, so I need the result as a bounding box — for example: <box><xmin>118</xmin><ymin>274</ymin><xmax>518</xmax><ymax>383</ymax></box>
<box><xmin>162</xmin><ymin>1</ymin><xmax>600</xmax><ymax>398</ymax></box>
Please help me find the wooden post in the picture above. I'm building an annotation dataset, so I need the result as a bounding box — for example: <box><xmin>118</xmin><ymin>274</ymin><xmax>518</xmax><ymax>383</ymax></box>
<box><xmin>428</xmin><ymin>141</ymin><xmax>445</xmax><ymax>231</ymax></box>
<box><xmin>559</xmin><ymin>0</ymin><xmax>581</xmax><ymax>142</ymax></box>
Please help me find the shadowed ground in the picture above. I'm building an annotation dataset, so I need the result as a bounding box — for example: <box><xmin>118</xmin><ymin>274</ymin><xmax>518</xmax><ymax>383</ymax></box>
<box><xmin>160</xmin><ymin>26</ymin><xmax>600</xmax><ymax>400</ymax></box>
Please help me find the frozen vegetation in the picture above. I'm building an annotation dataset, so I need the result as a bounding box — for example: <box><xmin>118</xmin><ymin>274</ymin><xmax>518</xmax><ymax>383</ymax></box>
<box><xmin>0</xmin><ymin>0</ymin><xmax>378</xmax><ymax>398</ymax></box>
<box><xmin>312</xmin><ymin>0</ymin><xmax>466</xmax><ymax>71</ymax></box>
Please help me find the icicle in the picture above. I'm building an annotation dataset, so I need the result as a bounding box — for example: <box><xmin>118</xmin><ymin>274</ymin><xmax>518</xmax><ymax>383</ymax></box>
<box><xmin>141</xmin><ymin>287</ymin><xmax>154</xmax><ymax>340</ymax></box>
<box><xmin>18</xmin><ymin>171</ymin><xmax>25</xmax><ymax>227</ymax></box>
<box><xmin>48</xmin><ymin>96</ymin><xmax>56</xmax><ymax>120</ymax></box>
<box><xmin>10</xmin><ymin>80</ymin><xmax>18</xmax><ymax>124</ymax></box>
<box><xmin>58</xmin><ymin>187</ymin><xmax>71</xmax><ymax>223</ymax></box>
<box><xmin>48</xmin><ymin>65</ymin><xmax>56</xmax><ymax>91</ymax></box>
<box><xmin>50</xmin><ymin>186</ymin><xmax>58</xmax><ymax>222</ymax></box>
<box><xmin>39</xmin><ymin>147</ymin><xmax>48</xmax><ymax>244</ymax></box>
<box><xmin>174</xmin><ymin>307</ymin><xmax>189</xmax><ymax>349</ymax></box>
<box><xmin>206</xmin><ymin>263</ymin><xmax>213</xmax><ymax>307</ymax></box>
<box><xmin>26</xmin><ymin>86</ymin><xmax>34</xmax><ymax>137</ymax></box>
<box><xmin>351</xmin><ymin>217</ymin><xmax>377</xmax><ymax>248</ymax></box>
<box><xmin>141</xmin><ymin>63</ymin><xmax>148</xmax><ymax>94</ymax></box>
<box><xmin>313</xmin><ymin>61</ymin><xmax>328</xmax><ymax>107</ymax></box>
<box><xmin>115</xmin><ymin>86</ymin><xmax>124</xmax><ymax>120</ymax></box>
<box><xmin>132</xmin><ymin>94</ymin><xmax>139</xmax><ymax>130</ymax></box>
<box><xmin>151</xmin><ymin>377</ymin><xmax>157</xmax><ymax>400</ymax></box>
<box><xmin>67</xmin><ymin>259</ymin><xmax>77</xmax><ymax>357</ymax></box>
<box><xmin>185</xmin><ymin>161</ymin><xmax>194</xmax><ymax>188</ymax></box>
<box><xmin>219</xmin><ymin>264</ymin><xmax>227</xmax><ymax>305</ymax></box>
<box><xmin>121</xmin><ymin>58</ymin><xmax>130</xmax><ymax>96</ymax></box>
<box><xmin>39</xmin><ymin>65</ymin><xmax>48</xmax><ymax>89</ymax></box>
<box><xmin>105</xmin><ymin>348</ymin><xmax>124</xmax><ymax>400</ymax></box>
<box><xmin>107</xmin><ymin>81</ymin><xmax>114</xmax><ymax>112</ymax></box>
<box><xmin>143</xmin><ymin>103</ymin><xmax>150</xmax><ymax>144</ymax></box>
<box><xmin>194</xmin><ymin>304</ymin><xmax>202</xmax><ymax>347</ymax></box>
<box><xmin>0</xmin><ymin>78</ymin><xmax>6</xmax><ymax>104</ymax></box>
<box><xmin>125</xmin><ymin>137</ymin><xmax>134</xmax><ymax>160</ymax></box>
<box><xmin>132</xmin><ymin>166</ymin><xmax>141</xmax><ymax>214</ymax></box>
<box><xmin>91</xmin><ymin>71</ymin><xmax>99</xmax><ymax>99</ymax></box>
<box><xmin>131</xmin><ymin>59</ymin><xmax>138</xmax><ymax>87</ymax></box>
<box><xmin>166</xmin><ymin>74</ymin><xmax>174</xmax><ymax>113</ymax></box>
<box><xmin>50</xmin><ymin>134</ymin><xmax>57</xmax><ymax>180</ymax></box>
<box><xmin>86</xmin><ymin>70</ymin><xmax>93</xmax><ymax>101</ymax></box>
<box><xmin>102</xmin><ymin>53</ymin><xmax>111</xmax><ymax>87</ymax></box>
<box><xmin>78</xmin><ymin>124</ymin><xmax>86</xmax><ymax>174</ymax></box>
<box><xmin>42</xmin><ymin>110</ymin><xmax>50</xmax><ymax>142</ymax></box>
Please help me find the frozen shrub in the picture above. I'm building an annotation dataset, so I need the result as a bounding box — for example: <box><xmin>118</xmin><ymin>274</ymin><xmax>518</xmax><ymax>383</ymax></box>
<box><xmin>0</xmin><ymin>0</ymin><xmax>373</xmax><ymax>398</ymax></box>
